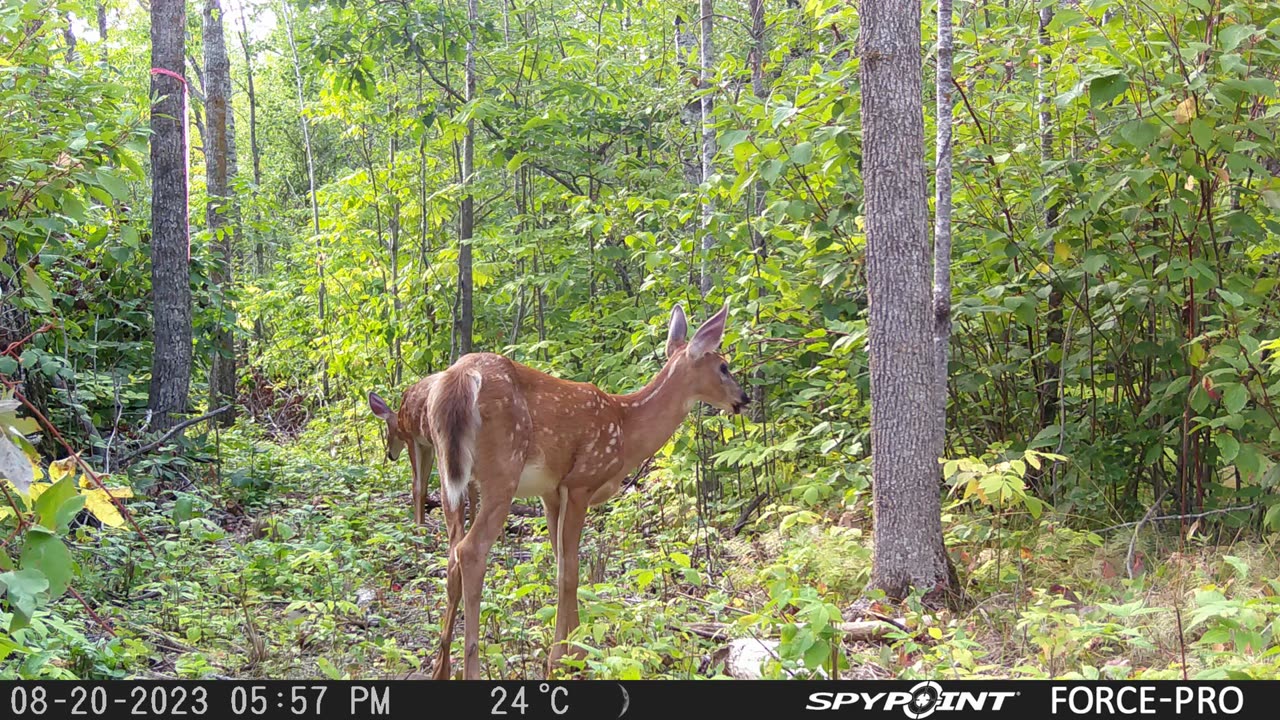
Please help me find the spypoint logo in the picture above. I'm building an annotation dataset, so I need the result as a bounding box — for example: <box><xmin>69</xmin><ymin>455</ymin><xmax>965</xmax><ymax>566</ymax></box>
<box><xmin>806</xmin><ymin>681</ymin><xmax>1017</xmax><ymax>717</ymax></box>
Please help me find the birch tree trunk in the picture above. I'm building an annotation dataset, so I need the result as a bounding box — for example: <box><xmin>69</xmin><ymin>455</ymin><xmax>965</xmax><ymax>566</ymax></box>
<box><xmin>932</xmin><ymin>0</ymin><xmax>953</xmax><ymax>462</ymax></box>
<box><xmin>697</xmin><ymin>0</ymin><xmax>715</xmax><ymax>297</ymax></box>
<box><xmin>282</xmin><ymin>2</ymin><xmax>327</xmax><ymax>398</ymax></box>
<box><xmin>748</xmin><ymin>0</ymin><xmax>768</xmax><ymax>419</ymax></box>
<box><xmin>1036</xmin><ymin>4</ymin><xmax>1062</xmax><ymax>496</ymax></box>
<box><xmin>861</xmin><ymin>0</ymin><xmax>953</xmax><ymax>602</ymax></box>
<box><xmin>148</xmin><ymin>0</ymin><xmax>193</xmax><ymax>430</ymax></box>
<box><xmin>204</xmin><ymin>0</ymin><xmax>236</xmax><ymax>425</ymax></box>
<box><xmin>453</xmin><ymin>0</ymin><xmax>477</xmax><ymax>361</ymax></box>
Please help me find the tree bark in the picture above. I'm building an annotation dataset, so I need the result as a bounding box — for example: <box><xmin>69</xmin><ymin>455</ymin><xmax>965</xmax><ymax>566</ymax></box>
<box><xmin>1036</xmin><ymin>4</ymin><xmax>1062</xmax><ymax>496</ymax></box>
<box><xmin>282</xmin><ymin>2</ymin><xmax>327</xmax><ymax>399</ymax></box>
<box><xmin>204</xmin><ymin>0</ymin><xmax>236</xmax><ymax>426</ymax></box>
<box><xmin>673</xmin><ymin>15</ymin><xmax>701</xmax><ymax>191</ymax></box>
<box><xmin>148</xmin><ymin>0</ymin><xmax>194</xmax><ymax>431</ymax></box>
<box><xmin>748</xmin><ymin>0</ymin><xmax>768</xmax><ymax>420</ymax></box>
<box><xmin>453</xmin><ymin>0</ymin><xmax>477</xmax><ymax>361</ymax></box>
<box><xmin>932</xmin><ymin>0</ymin><xmax>954</xmax><ymax>463</ymax></box>
<box><xmin>388</xmin><ymin>79</ymin><xmax>403</xmax><ymax>386</ymax></box>
<box><xmin>235</xmin><ymin>1</ymin><xmax>266</xmax><ymax>347</ymax></box>
<box><xmin>860</xmin><ymin>0</ymin><xmax>953</xmax><ymax>602</ymax></box>
<box><xmin>697</xmin><ymin>0</ymin><xmax>715</xmax><ymax>297</ymax></box>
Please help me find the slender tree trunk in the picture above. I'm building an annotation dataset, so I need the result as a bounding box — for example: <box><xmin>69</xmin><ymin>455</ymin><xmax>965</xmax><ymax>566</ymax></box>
<box><xmin>1037</xmin><ymin>4</ymin><xmax>1062</xmax><ymax>495</ymax></box>
<box><xmin>932</xmin><ymin>0</ymin><xmax>954</xmax><ymax>462</ymax></box>
<box><xmin>453</xmin><ymin>0</ymin><xmax>477</xmax><ymax>361</ymax></box>
<box><xmin>861</xmin><ymin>0</ymin><xmax>953</xmax><ymax>602</ymax></box>
<box><xmin>747</xmin><ymin>0</ymin><xmax>768</xmax><ymax>420</ymax></box>
<box><xmin>148</xmin><ymin>0</ymin><xmax>193</xmax><ymax>430</ymax></box>
<box><xmin>61</xmin><ymin>12</ymin><xmax>77</xmax><ymax>62</ymax></box>
<box><xmin>204</xmin><ymin>0</ymin><xmax>236</xmax><ymax>426</ymax></box>
<box><xmin>388</xmin><ymin>80</ymin><xmax>404</xmax><ymax>386</ymax></box>
<box><xmin>235</xmin><ymin>4</ymin><xmax>263</xmax><ymax>269</ymax></box>
<box><xmin>97</xmin><ymin>2</ymin><xmax>108</xmax><ymax>65</ymax></box>
<box><xmin>697</xmin><ymin>0</ymin><xmax>715</xmax><ymax>297</ymax></box>
<box><xmin>235</xmin><ymin>1</ymin><xmax>266</xmax><ymax>348</ymax></box>
<box><xmin>282</xmin><ymin>2</ymin><xmax>327</xmax><ymax>398</ymax></box>
<box><xmin>674</xmin><ymin>15</ymin><xmax>701</xmax><ymax>192</ymax></box>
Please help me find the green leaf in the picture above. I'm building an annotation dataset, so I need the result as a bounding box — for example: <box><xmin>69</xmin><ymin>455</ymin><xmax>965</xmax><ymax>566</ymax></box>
<box><xmin>1189</xmin><ymin>119</ymin><xmax>1214</xmax><ymax>149</ymax></box>
<box><xmin>1215</xmin><ymin>433</ymin><xmax>1240</xmax><ymax>463</ymax></box>
<box><xmin>1118</xmin><ymin>120</ymin><xmax>1158</xmax><ymax>148</ymax></box>
<box><xmin>1223</xmin><ymin>384</ymin><xmax>1248</xmax><ymax>414</ymax></box>
<box><xmin>173</xmin><ymin>496</ymin><xmax>194</xmax><ymax>523</ymax></box>
<box><xmin>1218</xmin><ymin>24</ymin><xmax>1255</xmax><ymax>53</ymax></box>
<box><xmin>33</xmin><ymin>476</ymin><xmax>77</xmax><ymax>530</ymax></box>
<box><xmin>54</xmin><ymin>494</ymin><xmax>86</xmax><ymax>530</ymax></box>
<box><xmin>789</xmin><ymin>142</ymin><xmax>814</xmax><ymax>166</ymax></box>
<box><xmin>718</xmin><ymin>130</ymin><xmax>749</xmax><ymax>151</ymax></box>
<box><xmin>1264</xmin><ymin>504</ymin><xmax>1280</xmax><ymax>532</ymax></box>
<box><xmin>1089</xmin><ymin>73</ymin><xmax>1129</xmax><ymax>107</ymax></box>
<box><xmin>21</xmin><ymin>266</ymin><xmax>52</xmax><ymax>309</ymax></box>
<box><xmin>0</xmin><ymin>568</ymin><xmax>49</xmax><ymax>632</ymax></box>
<box><xmin>20</xmin><ymin>533</ymin><xmax>73</xmax><ymax>597</ymax></box>
<box><xmin>803</xmin><ymin>639</ymin><xmax>830</xmax><ymax>669</ymax></box>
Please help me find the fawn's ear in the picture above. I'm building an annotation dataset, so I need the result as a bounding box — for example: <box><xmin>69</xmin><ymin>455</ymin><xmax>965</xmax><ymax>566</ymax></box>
<box><xmin>687</xmin><ymin>302</ymin><xmax>729</xmax><ymax>358</ymax></box>
<box><xmin>666</xmin><ymin>304</ymin><xmax>689</xmax><ymax>358</ymax></box>
<box><xmin>368</xmin><ymin>391</ymin><xmax>395</xmax><ymax>421</ymax></box>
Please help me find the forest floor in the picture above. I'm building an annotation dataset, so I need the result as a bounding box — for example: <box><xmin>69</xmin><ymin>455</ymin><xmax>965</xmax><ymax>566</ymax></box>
<box><xmin>52</xmin><ymin>423</ymin><xmax>1280</xmax><ymax>681</ymax></box>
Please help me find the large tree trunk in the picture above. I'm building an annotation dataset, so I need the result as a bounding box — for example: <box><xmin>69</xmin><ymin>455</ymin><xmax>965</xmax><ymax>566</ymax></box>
<box><xmin>861</xmin><ymin>0</ymin><xmax>953</xmax><ymax>602</ymax></box>
<box><xmin>282</xmin><ymin>2</ymin><xmax>327</xmax><ymax>399</ymax></box>
<box><xmin>453</xmin><ymin>0</ymin><xmax>477</xmax><ymax>362</ymax></box>
<box><xmin>697</xmin><ymin>0</ymin><xmax>715</xmax><ymax>297</ymax></box>
<box><xmin>204</xmin><ymin>0</ymin><xmax>236</xmax><ymax>426</ymax></box>
<box><xmin>932</xmin><ymin>0</ymin><xmax>954</xmax><ymax>463</ymax></box>
<box><xmin>148</xmin><ymin>0</ymin><xmax>194</xmax><ymax>431</ymax></box>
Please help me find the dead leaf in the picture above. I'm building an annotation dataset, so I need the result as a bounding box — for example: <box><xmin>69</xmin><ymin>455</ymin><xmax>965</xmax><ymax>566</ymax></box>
<box><xmin>1174</xmin><ymin>97</ymin><xmax>1197</xmax><ymax>124</ymax></box>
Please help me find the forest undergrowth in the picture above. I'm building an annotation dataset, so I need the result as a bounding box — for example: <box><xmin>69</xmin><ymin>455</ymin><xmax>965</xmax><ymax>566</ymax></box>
<box><xmin>13</xmin><ymin>417</ymin><xmax>1277</xmax><ymax>682</ymax></box>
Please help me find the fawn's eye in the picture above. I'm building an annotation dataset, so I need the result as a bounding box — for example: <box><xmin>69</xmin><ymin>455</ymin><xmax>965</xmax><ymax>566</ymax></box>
<box><xmin>719</xmin><ymin>363</ymin><xmax>729</xmax><ymax>375</ymax></box>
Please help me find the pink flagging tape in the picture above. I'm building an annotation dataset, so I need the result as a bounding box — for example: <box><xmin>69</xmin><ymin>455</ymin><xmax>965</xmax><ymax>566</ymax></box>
<box><xmin>150</xmin><ymin>67</ymin><xmax>191</xmax><ymax>261</ymax></box>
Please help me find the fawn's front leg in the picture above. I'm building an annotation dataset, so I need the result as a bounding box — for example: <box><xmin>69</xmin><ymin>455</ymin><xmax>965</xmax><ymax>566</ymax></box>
<box><xmin>547</xmin><ymin>487</ymin><xmax>589</xmax><ymax>675</ymax></box>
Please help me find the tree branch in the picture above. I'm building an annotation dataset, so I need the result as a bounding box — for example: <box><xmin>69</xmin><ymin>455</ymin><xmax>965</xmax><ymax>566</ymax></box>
<box><xmin>115</xmin><ymin>405</ymin><xmax>233</xmax><ymax>470</ymax></box>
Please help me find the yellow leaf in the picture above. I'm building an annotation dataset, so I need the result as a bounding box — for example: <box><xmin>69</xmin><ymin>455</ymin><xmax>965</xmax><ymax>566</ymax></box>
<box><xmin>1034</xmin><ymin>261</ymin><xmax>1051</xmax><ymax>275</ymax></box>
<box><xmin>1053</xmin><ymin>242</ymin><xmax>1070</xmax><ymax>264</ymax></box>
<box><xmin>49</xmin><ymin>456</ymin><xmax>77</xmax><ymax>483</ymax></box>
<box><xmin>854</xmin><ymin>215</ymin><xmax>865</xmax><ymax>231</ymax></box>
<box><xmin>26</xmin><ymin>482</ymin><xmax>51</xmax><ymax>501</ymax></box>
<box><xmin>106</xmin><ymin>487</ymin><xmax>134</xmax><ymax>499</ymax></box>
<box><xmin>84</xmin><ymin>490</ymin><xmax>125</xmax><ymax>528</ymax></box>
<box><xmin>928</xmin><ymin>626</ymin><xmax>943</xmax><ymax>640</ymax></box>
<box><xmin>1174</xmin><ymin>97</ymin><xmax>1197</xmax><ymax>124</ymax></box>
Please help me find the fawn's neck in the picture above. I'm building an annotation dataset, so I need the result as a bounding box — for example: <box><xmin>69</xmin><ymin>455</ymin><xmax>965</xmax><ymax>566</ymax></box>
<box><xmin>612</xmin><ymin>356</ymin><xmax>696</xmax><ymax>472</ymax></box>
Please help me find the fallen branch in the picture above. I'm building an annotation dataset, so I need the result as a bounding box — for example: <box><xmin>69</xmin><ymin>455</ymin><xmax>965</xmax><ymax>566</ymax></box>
<box><xmin>1099</xmin><ymin>503</ymin><xmax>1258</xmax><ymax>534</ymax></box>
<box><xmin>681</xmin><ymin>618</ymin><xmax>908</xmax><ymax>644</ymax></box>
<box><xmin>115</xmin><ymin>405</ymin><xmax>232</xmax><ymax>470</ymax></box>
<box><xmin>729</xmin><ymin>491</ymin><xmax>769</xmax><ymax>537</ymax></box>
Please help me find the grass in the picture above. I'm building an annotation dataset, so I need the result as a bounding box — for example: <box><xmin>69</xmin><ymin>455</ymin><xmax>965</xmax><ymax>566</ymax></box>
<box><xmin>7</xmin><ymin>418</ymin><xmax>1280</xmax><ymax>680</ymax></box>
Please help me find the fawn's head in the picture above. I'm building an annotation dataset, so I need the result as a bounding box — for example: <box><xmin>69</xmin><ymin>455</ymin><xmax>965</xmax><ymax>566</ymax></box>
<box><xmin>367</xmin><ymin>391</ymin><xmax>407</xmax><ymax>461</ymax></box>
<box><xmin>664</xmin><ymin>303</ymin><xmax>750</xmax><ymax>415</ymax></box>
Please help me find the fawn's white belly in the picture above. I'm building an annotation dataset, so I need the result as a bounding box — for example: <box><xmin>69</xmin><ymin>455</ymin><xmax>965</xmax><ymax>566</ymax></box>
<box><xmin>515</xmin><ymin>460</ymin><xmax>558</xmax><ymax>498</ymax></box>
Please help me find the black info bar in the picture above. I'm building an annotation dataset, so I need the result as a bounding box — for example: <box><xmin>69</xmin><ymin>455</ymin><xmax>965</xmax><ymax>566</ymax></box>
<box><xmin>0</xmin><ymin>680</ymin><xmax>1271</xmax><ymax>719</ymax></box>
